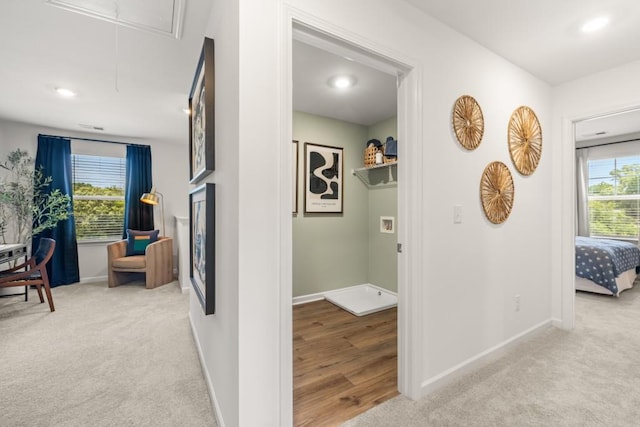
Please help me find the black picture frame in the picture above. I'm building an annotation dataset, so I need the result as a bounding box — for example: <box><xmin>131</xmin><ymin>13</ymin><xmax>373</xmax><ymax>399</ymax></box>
<box><xmin>304</xmin><ymin>142</ymin><xmax>344</xmax><ymax>213</ymax></box>
<box><xmin>189</xmin><ymin>37</ymin><xmax>215</xmax><ymax>184</ymax></box>
<box><xmin>189</xmin><ymin>183</ymin><xmax>215</xmax><ymax>315</ymax></box>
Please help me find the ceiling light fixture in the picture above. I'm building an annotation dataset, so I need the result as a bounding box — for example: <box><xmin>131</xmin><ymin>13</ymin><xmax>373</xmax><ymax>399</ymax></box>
<box><xmin>55</xmin><ymin>87</ymin><xmax>76</xmax><ymax>97</ymax></box>
<box><xmin>182</xmin><ymin>108</ymin><xmax>191</xmax><ymax>115</ymax></box>
<box><xmin>581</xmin><ymin>16</ymin><xmax>609</xmax><ymax>33</ymax></box>
<box><xmin>328</xmin><ymin>75</ymin><xmax>356</xmax><ymax>89</ymax></box>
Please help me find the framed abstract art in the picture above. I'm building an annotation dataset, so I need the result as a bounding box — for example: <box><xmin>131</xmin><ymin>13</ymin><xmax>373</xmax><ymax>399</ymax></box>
<box><xmin>304</xmin><ymin>142</ymin><xmax>343</xmax><ymax>213</ymax></box>
<box><xmin>189</xmin><ymin>183</ymin><xmax>215</xmax><ymax>315</ymax></box>
<box><xmin>189</xmin><ymin>37</ymin><xmax>215</xmax><ymax>183</ymax></box>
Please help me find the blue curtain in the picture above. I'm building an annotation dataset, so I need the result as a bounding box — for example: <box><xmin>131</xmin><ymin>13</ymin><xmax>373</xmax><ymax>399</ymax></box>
<box><xmin>123</xmin><ymin>145</ymin><xmax>154</xmax><ymax>236</ymax></box>
<box><xmin>33</xmin><ymin>135</ymin><xmax>80</xmax><ymax>286</ymax></box>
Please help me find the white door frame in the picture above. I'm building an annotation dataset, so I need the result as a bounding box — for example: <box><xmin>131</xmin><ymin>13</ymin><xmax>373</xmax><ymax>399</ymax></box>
<box><xmin>279</xmin><ymin>6</ymin><xmax>424</xmax><ymax>425</ymax></box>
<box><xmin>559</xmin><ymin>105</ymin><xmax>640</xmax><ymax>331</ymax></box>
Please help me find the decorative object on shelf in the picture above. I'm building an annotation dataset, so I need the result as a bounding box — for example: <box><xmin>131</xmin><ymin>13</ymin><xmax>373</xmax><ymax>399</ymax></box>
<box><xmin>140</xmin><ymin>187</ymin><xmax>165</xmax><ymax>236</ymax></box>
<box><xmin>189</xmin><ymin>37</ymin><xmax>215</xmax><ymax>184</ymax></box>
<box><xmin>364</xmin><ymin>139</ymin><xmax>381</xmax><ymax>168</ymax></box>
<box><xmin>452</xmin><ymin>95</ymin><xmax>484</xmax><ymax>150</ymax></box>
<box><xmin>508</xmin><ymin>105</ymin><xmax>542</xmax><ymax>176</ymax></box>
<box><xmin>480</xmin><ymin>161</ymin><xmax>514</xmax><ymax>224</ymax></box>
<box><xmin>292</xmin><ymin>140</ymin><xmax>298</xmax><ymax>214</ymax></box>
<box><xmin>383</xmin><ymin>136</ymin><xmax>398</xmax><ymax>164</ymax></box>
<box><xmin>190</xmin><ymin>183</ymin><xmax>215</xmax><ymax>315</ymax></box>
<box><xmin>304</xmin><ymin>142</ymin><xmax>343</xmax><ymax>213</ymax></box>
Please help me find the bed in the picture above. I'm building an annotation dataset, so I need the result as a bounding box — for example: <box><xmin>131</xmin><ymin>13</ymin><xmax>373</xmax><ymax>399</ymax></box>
<box><xmin>575</xmin><ymin>236</ymin><xmax>640</xmax><ymax>296</ymax></box>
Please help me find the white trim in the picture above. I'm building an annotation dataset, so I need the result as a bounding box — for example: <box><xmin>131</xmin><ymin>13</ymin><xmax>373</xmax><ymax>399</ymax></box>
<box><xmin>279</xmin><ymin>7</ymin><xmax>294</xmax><ymax>427</ymax></box>
<box><xmin>559</xmin><ymin>104</ymin><xmax>640</xmax><ymax>331</ymax></box>
<box><xmin>189</xmin><ymin>315</ymin><xmax>225</xmax><ymax>427</ymax></box>
<box><xmin>79</xmin><ymin>275</ymin><xmax>107</xmax><ymax>284</ymax></box>
<box><xmin>420</xmin><ymin>319</ymin><xmax>552</xmax><ymax>396</ymax></box>
<box><xmin>280</xmin><ymin>8</ymin><xmax>424</xmax><ymax>423</ymax></box>
<box><xmin>292</xmin><ymin>291</ymin><xmax>325</xmax><ymax>305</ymax></box>
<box><xmin>292</xmin><ymin>283</ymin><xmax>398</xmax><ymax>306</ymax></box>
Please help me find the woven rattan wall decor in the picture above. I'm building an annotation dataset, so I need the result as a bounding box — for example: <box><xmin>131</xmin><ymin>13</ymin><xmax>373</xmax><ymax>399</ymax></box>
<box><xmin>508</xmin><ymin>106</ymin><xmax>542</xmax><ymax>176</ymax></box>
<box><xmin>480</xmin><ymin>161</ymin><xmax>514</xmax><ymax>224</ymax></box>
<box><xmin>452</xmin><ymin>95</ymin><xmax>484</xmax><ymax>150</ymax></box>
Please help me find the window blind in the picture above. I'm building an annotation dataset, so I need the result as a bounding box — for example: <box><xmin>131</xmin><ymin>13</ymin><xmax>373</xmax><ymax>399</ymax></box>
<box><xmin>587</xmin><ymin>156</ymin><xmax>640</xmax><ymax>240</ymax></box>
<box><xmin>72</xmin><ymin>154</ymin><xmax>126</xmax><ymax>240</ymax></box>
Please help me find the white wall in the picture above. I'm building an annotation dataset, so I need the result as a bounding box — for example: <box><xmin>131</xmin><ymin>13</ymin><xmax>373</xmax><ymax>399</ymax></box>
<box><xmin>0</xmin><ymin>118</ymin><xmax>189</xmax><ymax>281</ymax></box>
<box><xmin>188</xmin><ymin>0</ymin><xmax>241</xmax><ymax>426</ymax></box>
<box><xmin>191</xmin><ymin>0</ymin><xmax>554</xmax><ymax>425</ymax></box>
<box><xmin>551</xmin><ymin>60</ymin><xmax>640</xmax><ymax>328</ymax></box>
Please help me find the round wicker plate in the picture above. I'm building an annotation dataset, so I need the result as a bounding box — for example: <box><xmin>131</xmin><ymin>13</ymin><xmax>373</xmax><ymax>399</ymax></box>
<box><xmin>508</xmin><ymin>106</ymin><xmax>542</xmax><ymax>175</ymax></box>
<box><xmin>452</xmin><ymin>95</ymin><xmax>484</xmax><ymax>150</ymax></box>
<box><xmin>480</xmin><ymin>161</ymin><xmax>514</xmax><ymax>224</ymax></box>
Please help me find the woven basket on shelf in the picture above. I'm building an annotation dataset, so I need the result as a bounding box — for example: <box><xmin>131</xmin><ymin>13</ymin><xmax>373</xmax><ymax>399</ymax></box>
<box><xmin>364</xmin><ymin>145</ymin><xmax>378</xmax><ymax>168</ymax></box>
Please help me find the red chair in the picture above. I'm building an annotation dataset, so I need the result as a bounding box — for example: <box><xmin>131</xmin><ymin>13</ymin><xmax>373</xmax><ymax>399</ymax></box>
<box><xmin>0</xmin><ymin>238</ymin><xmax>56</xmax><ymax>312</ymax></box>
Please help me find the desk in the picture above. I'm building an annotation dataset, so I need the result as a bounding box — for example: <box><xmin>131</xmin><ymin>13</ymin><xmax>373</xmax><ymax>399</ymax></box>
<box><xmin>0</xmin><ymin>243</ymin><xmax>28</xmax><ymax>300</ymax></box>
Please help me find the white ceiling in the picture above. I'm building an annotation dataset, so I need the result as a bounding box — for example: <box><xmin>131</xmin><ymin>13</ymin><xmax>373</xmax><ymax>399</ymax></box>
<box><xmin>0</xmin><ymin>0</ymin><xmax>212</xmax><ymax>144</ymax></box>
<box><xmin>0</xmin><ymin>1</ymin><xmax>639</xmax><ymax>143</ymax></box>
<box><xmin>292</xmin><ymin>39</ymin><xmax>397</xmax><ymax>127</ymax></box>
<box><xmin>405</xmin><ymin>0</ymin><xmax>640</xmax><ymax>86</ymax></box>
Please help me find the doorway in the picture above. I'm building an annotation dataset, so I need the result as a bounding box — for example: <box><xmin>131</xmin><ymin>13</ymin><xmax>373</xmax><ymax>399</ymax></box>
<box><xmin>291</xmin><ymin>29</ymin><xmax>399</xmax><ymax>425</ymax></box>
<box><xmin>572</xmin><ymin>108</ymin><xmax>640</xmax><ymax>307</ymax></box>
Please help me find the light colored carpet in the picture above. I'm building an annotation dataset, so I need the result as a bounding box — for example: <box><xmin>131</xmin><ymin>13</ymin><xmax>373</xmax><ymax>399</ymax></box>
<box><xmin>0</xmin><ymin>281</ymin><xmax>216</xmax><ymax>427</ymax></box>
<box><xmin>344</xmin><ymin>284</ymin><xmax>640</xmax><ymax>426</ymax></box>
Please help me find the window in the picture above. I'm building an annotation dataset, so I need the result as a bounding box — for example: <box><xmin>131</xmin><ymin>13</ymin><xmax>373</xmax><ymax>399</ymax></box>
<box><xmin>587</xmin><ymin>155</ymin><xmax>640</xmax><ymax>240</ymax></box>
<box><xmin>72</xmin><ymin>154</ymin><xmax>126</xmax><ymax>241</ymax></box>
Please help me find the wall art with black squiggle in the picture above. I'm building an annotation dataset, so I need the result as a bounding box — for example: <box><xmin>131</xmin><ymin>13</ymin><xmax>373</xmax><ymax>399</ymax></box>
<box><xmin>304</xmin><ymin>142</ymin><xmax>343</xmax><ymax>213</ymax></box>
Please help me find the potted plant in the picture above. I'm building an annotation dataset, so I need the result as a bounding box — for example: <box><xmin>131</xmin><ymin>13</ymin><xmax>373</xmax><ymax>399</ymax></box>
<box><xmin>0</xmin><ymin>149</ymin><xmax>72</xmax><ymax>245</ymax></box>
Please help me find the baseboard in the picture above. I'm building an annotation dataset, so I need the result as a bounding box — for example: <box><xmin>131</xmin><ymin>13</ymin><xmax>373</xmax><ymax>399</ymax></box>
<box><xmin>292</xmin><ymin>283</ymin><xmax>397</xmax><ymax>305</ymax></box>
<box><xmin>79</xmin><ymin>275</ymin><xmax>108</xmax><ymax>284</ymax></box>
<box><xmin>189</xmin><ymin>314</ymin><xmax>225</xmax><ymax>427</ymax></box>
<box><xmin>420</xmin><ymin>319</ymin><xmax>553</xmax><ymax>397</ymax></box>
<box><xmin>292</xmin><ymin>290</ymin><xmax>325</xmax><ymax>305</ymax></box>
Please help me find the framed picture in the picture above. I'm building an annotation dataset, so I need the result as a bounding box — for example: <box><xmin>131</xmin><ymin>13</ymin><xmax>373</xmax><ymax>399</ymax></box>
<box><xmin>189</xmin><ymin>183</ymin><xmax>215</xmax><ymax>315</ymax></box>
<box><xmin>189</xmin><ymin>37</ymin><xmax>215</xmax><ymax>184</ymax></box>
<box><xmin>304</xmin><ymin>142</ymin><xmax>343</xmax><ymax>213</ymax></box>
<box><xmin>293</xmin><ymin>140</ymin><xmax>298</xmax><ymax>214</ymax></box>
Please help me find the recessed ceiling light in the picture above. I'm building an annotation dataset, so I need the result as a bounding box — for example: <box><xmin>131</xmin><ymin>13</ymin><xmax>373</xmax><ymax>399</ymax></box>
<box><xmin>55</xmin><ymin>87</ymin><xmax>76</xmax><ymax>97</ymax></box>
<box><xmin>328</xmin><ymin>75</ymin><xmax>357</xmax><ymax>89</ymax></box>
<box><xmin>581</xmin><ymin>16</ymin><xmax>609</xmax><ymax>33</ymax></box>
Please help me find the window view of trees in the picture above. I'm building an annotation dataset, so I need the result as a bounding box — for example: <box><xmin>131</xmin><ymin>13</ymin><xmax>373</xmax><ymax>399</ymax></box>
<box><xmin>588</xmin><ymin>159</ymin><xmax>640</xmax><ymax>240</ymax></box>
<box><xmin>73</xmin><ymin>183</ymin><xmax>125</xmax><ymax>240</ymax></box>
<box><xmin>72</xmin><ymin>154</ymin><xmax>126</xmax><ymax>240</ymax></box>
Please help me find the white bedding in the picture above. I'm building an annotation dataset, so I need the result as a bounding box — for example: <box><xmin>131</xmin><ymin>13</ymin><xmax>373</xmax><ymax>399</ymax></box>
<box><xmin>575</xmin><ymin>268</ymin><xmax>637</xmax><ymax>296</ymax></box>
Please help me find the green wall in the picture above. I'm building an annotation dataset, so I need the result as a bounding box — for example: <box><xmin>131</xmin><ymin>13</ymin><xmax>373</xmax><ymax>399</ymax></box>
<box><xmin>366</xmin><ymin>116</ymin><xmax>398</xmax><ymax>292</ymax></box>
<box><xmin>292</xmin><ymin>111</ymin><xmax>397</xmax><ymax>297</ymax></box>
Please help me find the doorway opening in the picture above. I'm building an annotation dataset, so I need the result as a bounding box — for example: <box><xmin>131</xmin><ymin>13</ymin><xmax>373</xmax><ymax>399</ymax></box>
<box><xmin>290</xmin><ymin>25</ymin><xmax>402</xmax><ymax>425</ymax></box>
<box><xmin>571</xmin><ymin>108</ymin><xmax>640</xmax><ymax>317</ymax></box>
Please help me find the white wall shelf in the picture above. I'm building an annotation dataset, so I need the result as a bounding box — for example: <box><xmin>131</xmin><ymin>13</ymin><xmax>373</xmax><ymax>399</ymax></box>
<box><xmin>352</xmin><ymin>162</ymin><xmax>397</xmax><ymax>188</ymax></box>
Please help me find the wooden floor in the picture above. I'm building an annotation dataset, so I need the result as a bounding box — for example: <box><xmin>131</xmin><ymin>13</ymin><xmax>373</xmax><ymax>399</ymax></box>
<box><xmin>293</xmin><ymin>300</ymin><xmax>398</xmax><ymax>426</ymax></box>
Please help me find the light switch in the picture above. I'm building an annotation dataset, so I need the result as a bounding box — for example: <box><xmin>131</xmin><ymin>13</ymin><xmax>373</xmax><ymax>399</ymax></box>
<box><xmin>454</xmin><ymin>205</ymin><xmax>462</xmax><ymax>224</ymax></box>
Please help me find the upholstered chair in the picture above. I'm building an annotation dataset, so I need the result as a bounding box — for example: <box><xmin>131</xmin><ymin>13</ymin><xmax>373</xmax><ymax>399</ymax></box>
<box><xmin>107</xmin><ymin>236</ymin><xmax>173</xmax><ymax>289</ymax></box>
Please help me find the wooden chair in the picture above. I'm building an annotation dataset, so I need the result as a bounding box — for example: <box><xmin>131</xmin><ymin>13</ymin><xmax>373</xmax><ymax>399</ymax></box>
<box><xmin>107</xmin><ymin>237</ymin><xmax>173</xmax><ymax>289</ymax></box>
<box><xmin>0</xmin><ymin>238</ymin><xmax>56</xmax><ymax>312</ymax></box>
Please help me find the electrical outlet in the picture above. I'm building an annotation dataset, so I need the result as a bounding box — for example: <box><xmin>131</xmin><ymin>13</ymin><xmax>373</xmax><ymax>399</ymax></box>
<box><xmin>514</xmin><ymin>294</ymin><xmax>521</xmax><ymax>312</ymax></box>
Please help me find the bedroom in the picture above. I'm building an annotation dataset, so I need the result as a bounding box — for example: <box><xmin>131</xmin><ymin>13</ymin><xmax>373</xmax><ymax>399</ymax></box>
<box><xmin>573</xmin><ymin>109</ymin><xmax>640</xmax><ymax>297</ymax></box>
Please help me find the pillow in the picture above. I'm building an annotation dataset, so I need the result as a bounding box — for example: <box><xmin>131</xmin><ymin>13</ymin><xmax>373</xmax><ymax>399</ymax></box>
<box><xmin>125</xmin><ymin>229</ymin><xmax>160</xmax><ymax>256</ymax></box>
